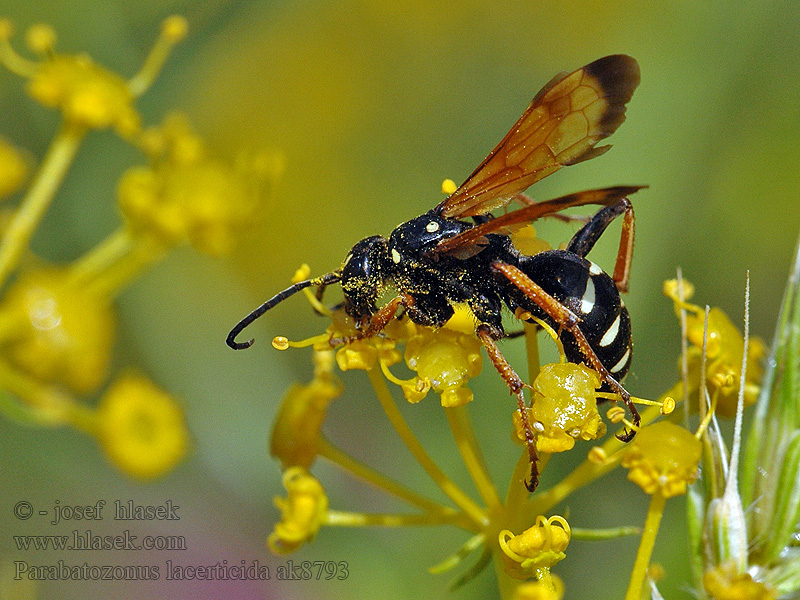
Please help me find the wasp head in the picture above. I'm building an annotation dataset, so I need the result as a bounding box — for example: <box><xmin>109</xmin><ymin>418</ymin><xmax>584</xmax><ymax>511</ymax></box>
<box><xmin>340</xmin><ymin>235</ymin><xmax>392</xmax><ymax>320</ymax></box>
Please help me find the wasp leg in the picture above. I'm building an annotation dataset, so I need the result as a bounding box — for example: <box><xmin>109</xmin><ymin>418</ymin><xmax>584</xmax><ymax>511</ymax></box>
<box><xmin>475</xmin><ymin>324</ymin><xmax>540</xmax><ymax>492</ymax></box>
<box><xmin>566</xmin><ymin>198</ymin><xmax>635</xmax><ymax>294</ymax></box>
<box><xmin>329</xmin><ymin>295</ymin><xmax>407</xmax><ymax>346</ymax></box>
<box><xmin>492</xmin><ymin>260</ymin><xmax>640</xmax><ymax>442</ymax></box>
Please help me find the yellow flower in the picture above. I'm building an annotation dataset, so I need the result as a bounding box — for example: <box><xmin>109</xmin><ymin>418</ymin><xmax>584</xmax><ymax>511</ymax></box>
<box><xmin>118</xmin><ymin>114</ymin><xmax>279</xmax><ymax>255</ymax></box>
<box><xmin>513</xmin><ymin>577</ymin><xmax>565</xmax><ymax>600</ymax></box>
<box><xmin>514</xmin><ymin>362</ymin><xmax>607</xmax><ymax>453</ymax></box>
<box><xmin>270</xmin><ymin>350</ymin><xmax>343</xmax><ymax>469</ymax></box>
<box><xmin>510</xmin><ymin>224</ymin><xmax>551</xmax><ymax>256</ymax></box>
<box><xmin>28</xmin><ymin>54</ymin><xmax>140</xmax><ymax>135</ymax></box>
<box><xmin>268</xmin><ymin>467</ymin><xmax>329</xmax><ymax>554</ymax></box>
<box><xmin>0</xmin><ymin>268</ymin><xmax>114</xmax><ymax>394</ymax></box>
<box><xmin>499</xmin><ymin>515</ymin><xmax>571</xmax><ymax>580</ymax></box>
<box><xmin>622</xmin><ymin>421</ymin><xmax>701</xmax><ymax>498</ymax></box>
<box><xmin>664</xmin><ymin>279</ymin><xmax>765</xmax><ymax>417</ymax></box>
<box><xmin>402</xmin><ymin>314</ymin><xmax>482</xmax><ymax>407</ymax></box>
<box><xmin>95</xmin><ymin>374</ymin><xmax>189</xmax><ymax>479</ymax></box>
<box><xmin>703</xmin><ymin>562</ymin><xmax>776</xmax><ymax>600</ymax></box>
<box><xmin>0</xmin><ymin>136</ymin><xmax>28</xmax><ymax>199</ymax></box>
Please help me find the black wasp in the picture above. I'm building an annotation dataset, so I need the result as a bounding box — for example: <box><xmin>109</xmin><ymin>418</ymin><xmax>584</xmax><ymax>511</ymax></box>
<box><xmin>228</xmin><ymin>55</ymin><xmax>643</xmax><ymax>491</ymax></box>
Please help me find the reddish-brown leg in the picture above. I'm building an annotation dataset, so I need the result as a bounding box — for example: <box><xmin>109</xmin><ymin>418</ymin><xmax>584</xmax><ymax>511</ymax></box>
<box><xmin>476</xmin><ymin>325</ymin><xmax>540</xmax><ymax>492</ymax></box>
<box><xmin>492</xmin><ymin>261</ymin><xmax>640</xmax><ymax>441</ymax></box>
<box><xmin>328</xmin><ymin>295</ymin><xmax>409</xmax><ymax>346</ymax></box>
<box><xmin>612</xmin><ymin>202</ymin><xmax>635</xmax><ymax>294</ymax></box>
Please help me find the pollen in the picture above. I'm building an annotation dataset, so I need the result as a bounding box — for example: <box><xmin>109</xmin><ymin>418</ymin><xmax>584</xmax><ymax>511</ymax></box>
<box><xmin>95</xmin><ymin>373</ymin><xmax>189</xmax><ymax>480</ymax></box>
<box><xmin>621</xmin><ymin>421</ymin><xmax>701</xmax><ymax>497</ymax></box>
<box><xmin>268</xmin><ymin>467</ymin><xmax>329</xmax><ymax>554</ymax></box>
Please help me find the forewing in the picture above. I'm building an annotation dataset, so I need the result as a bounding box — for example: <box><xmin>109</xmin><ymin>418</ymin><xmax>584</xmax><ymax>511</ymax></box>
<box><xmin>431</xmin><ymin>186</ymin><xmax>645</xmax><ymax>256</ymax></box>
<box><xmin>436</xmin><ymin>55</ymin><xmax>640</xmax><ymax>218</ymax></box>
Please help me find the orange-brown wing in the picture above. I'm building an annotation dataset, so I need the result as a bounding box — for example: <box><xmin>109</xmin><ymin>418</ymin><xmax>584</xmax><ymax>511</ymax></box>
<box><xmin>436</xmin><ymin>55</ymin><xmax>640</xmax><ymax>219</ymax></box>
<box><xmin>431</xmin><ymin>186</ymin><xmax>645</xmax><ymax>256</ymax></box>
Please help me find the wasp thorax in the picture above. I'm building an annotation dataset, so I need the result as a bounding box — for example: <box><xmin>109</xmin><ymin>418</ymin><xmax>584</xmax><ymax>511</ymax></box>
<box><xmin>388</xmin><ymin>211</ymin><xmax>469</xmax><ymax>260</ymax></box>
<box><xmin>340</xmin><ymin>235</ymin><xmax>391</xmax><ymax>319</ymax></box>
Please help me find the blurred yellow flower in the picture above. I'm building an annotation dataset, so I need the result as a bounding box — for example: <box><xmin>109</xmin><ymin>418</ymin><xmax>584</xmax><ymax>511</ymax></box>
<box><xmin>0</xmin><ymin>137</ymin><xmax>28</xmax><ymax>199</ymax></box>
<box><xmin>664</xmin><ymin>279</ymin><xmax>765</xmax><ymax>417</ymax></box>
<box><xmin>513</xmin><ymin>577</ymin><xmax>565</xmax><ymax>600</ymax></box>
<box><xmin>268</xmin><ymin>467</ymin><xmax>329</xmax><ymax>554</ymax></box>
<box><xmin>96</xmin><ymin>373</ymin><xmax>189</xmax><ymax>480</ymax></box>
<box><xmin>270</xmin><ymin>350</ymin><xmax>343</xmax><ymax>469</ymax></box>
<box><xmin>28</xmin><ymin>55</ymin><xmax>140</xmax><ymax>135</ymax></box>
<box><xmin>119</xmin><ymin>114</ymin><xmax>280</xmax><ymax>255</ymax></box>
<box><xmin>0</xmin><ymin>268</ymin><xmax>114</xmax><ymax>394</ymax></box>
<box><xmin>703</xmin><ymin>562</ymin><xmax>777</xmax><ymax>600</ymax></box>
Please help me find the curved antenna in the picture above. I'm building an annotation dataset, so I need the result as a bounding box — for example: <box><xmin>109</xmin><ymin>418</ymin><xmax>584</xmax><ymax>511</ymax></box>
<box><xmin>226</xmin><ymin>271</ymin><xmax>341</xmax><ymax>350</ymax></box>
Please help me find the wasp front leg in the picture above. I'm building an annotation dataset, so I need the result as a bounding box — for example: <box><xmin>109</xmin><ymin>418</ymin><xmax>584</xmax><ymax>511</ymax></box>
<box><xmin>329</xmin><ymin>295</ymin><xmax>408</xmax><ymax>346</ymax></box>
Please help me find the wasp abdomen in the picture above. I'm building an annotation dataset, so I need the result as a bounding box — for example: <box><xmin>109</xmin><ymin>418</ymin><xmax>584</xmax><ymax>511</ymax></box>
<box><xmin>508</xmin><ymin>250</ymin><xmax>632</xmax><ymax>380</ymax></box>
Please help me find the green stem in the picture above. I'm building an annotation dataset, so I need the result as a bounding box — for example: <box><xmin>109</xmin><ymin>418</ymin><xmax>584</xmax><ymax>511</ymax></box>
<box><xmin>366</xmin><ymin>367</ymin><xmax>487</xmax><ymax>528</ymax></box>
<box><xmin>445</xmin><ymin>405</ymin><xmax>502</xmax><ymax>512</ymax></box>
<box><xmin>318</xmin><ymin>438</ymin><xmax>461</xmax><ymax>521</ymax></box>
<box><xmin>0</xmin><ymin>122</ymin><xmax>86</xmax><ymax>288</ymax></box>
<box><xmin>325</xmin><ymin>510</ymin><xmax>462</xmax><ymax>527</ymax></box>
<box><xmin>625</xmin><ymin>491</ymin><xmax>666</xmax><ymax>600</ymax></box>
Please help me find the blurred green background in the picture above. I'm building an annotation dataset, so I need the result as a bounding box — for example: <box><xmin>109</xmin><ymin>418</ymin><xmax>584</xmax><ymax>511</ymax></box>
<box><xmin>2</xmin><ymin>1</ymin><xmax>799</xmax><ymax>598</ymax></box>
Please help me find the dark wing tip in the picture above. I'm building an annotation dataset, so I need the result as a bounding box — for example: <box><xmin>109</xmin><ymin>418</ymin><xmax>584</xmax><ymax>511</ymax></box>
<box><xmin>584</xmin><ymin>55</ymin><xmax>641</xmax><ymax>132</ymax></box>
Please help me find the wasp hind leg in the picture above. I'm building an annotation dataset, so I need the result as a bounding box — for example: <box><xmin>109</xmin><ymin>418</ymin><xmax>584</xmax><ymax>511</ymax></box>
<box><xmin>566</xmin><ymin>197</ymin><xmax>635</xmax><ymax>294</ymax></box>
<box><xmin>492</xmin><ymin>260</ymin><xmax>640</xmax><ymax>442</ymax></box>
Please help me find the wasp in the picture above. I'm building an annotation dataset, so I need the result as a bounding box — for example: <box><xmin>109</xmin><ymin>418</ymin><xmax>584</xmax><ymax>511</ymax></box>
<box><xmin>228</xmin><ymin>55</ymin><xmax>643</xmax><ymax>491</ymax></box>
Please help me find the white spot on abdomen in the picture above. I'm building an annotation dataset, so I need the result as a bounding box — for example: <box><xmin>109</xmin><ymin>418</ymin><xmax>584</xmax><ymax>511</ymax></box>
<box><xmin>599</xmin><ymin>313</ymin><xmax>621</xmax><ymax>347</ymax></box>
<box><xmin>588</xmin><ymin>261</ymin><xmax>603</xmax><ymax>276</ymax></box>
<box><xmin>425</xmin><ymin>221</ymin><xmax>440</xmax><ymax>233</ymax></box>
<box><xmin>391</xmin><ymin>248</ymin><xmax>401</xmax><ymax>264</ymax></box>
<box><xmin>580</xmin><ymin>277</ymin><xmax>595</xmax><ymax>314</ymax></box>
<box><xmin>610</xmin><ymin>347</ymin><xmax>630</xmax><ymax>373</ymax></box>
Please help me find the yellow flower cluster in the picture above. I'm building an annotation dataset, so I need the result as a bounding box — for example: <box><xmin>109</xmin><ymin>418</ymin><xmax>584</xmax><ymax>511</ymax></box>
<box><xmin>28</xmin><ymin>54</ymin><xmax>140</xmax><ymax>135</ymax></box>
<box><xmin>119</xmin><ymin>114</ymin><xmax>283</xmax><ymax>255</ymax></box>
<box><xmin>664</xmin><ymin>279</ymin><xmax>765</xmax><ymax>417</ymax></box>
<box><xmin>499</xmin><ymin>515</ymin><xmax>571</xmax><ymax>580</ymax></box>
<box><xmin>0</xmin><ymin>17</ymin><xmax>274</xmax><ymax>481</ymax></box>
<box><xmin>402</xmin><ymin>313</ymin><xmax>483</xmax><ymax>407</ymax></box>
<box><xmin>514</xmin><ymin>362</ymin><xmax>607</xmax><ymax>453</ymax></box>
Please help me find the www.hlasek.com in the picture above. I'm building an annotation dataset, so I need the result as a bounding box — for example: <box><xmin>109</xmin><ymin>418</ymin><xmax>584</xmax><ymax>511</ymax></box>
<box><xmin>13</xmin><ymin>559</ymin><xmax>350</xmax><ymax>581</ymax></box>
